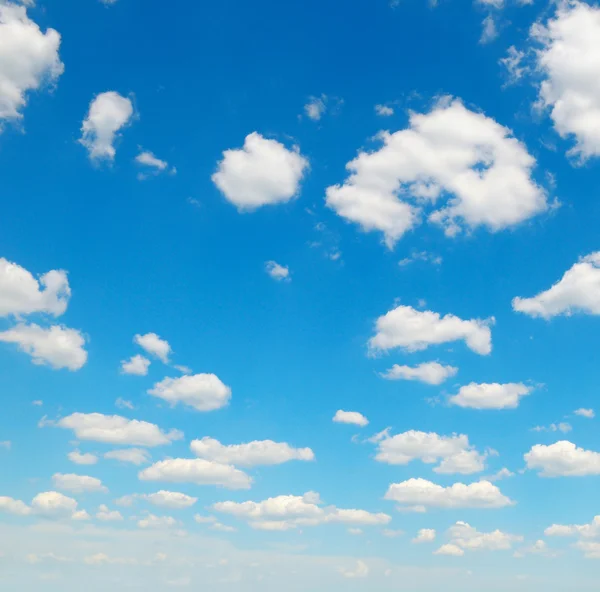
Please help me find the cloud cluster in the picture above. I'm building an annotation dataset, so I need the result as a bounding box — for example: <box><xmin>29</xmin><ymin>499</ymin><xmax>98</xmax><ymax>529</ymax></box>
<box><xmin>434</xmin><ymin>521</ymin><xmax>523</xmax><ymax>556</ymax></box>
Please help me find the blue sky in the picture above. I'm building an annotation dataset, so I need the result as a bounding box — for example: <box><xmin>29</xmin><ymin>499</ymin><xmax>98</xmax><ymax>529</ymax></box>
<box><xmin>1</xmin><ymin>0</ymin><xmax>600</xmax><ymax>589</ymax></box>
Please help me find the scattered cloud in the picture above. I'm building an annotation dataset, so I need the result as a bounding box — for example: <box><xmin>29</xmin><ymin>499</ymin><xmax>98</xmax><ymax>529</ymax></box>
<box><xmin>434</xmin><ymin>543</ymin><xmax>464</xmax><ymax>556</ymax></box>
<box><xmin>449</xmin><ymin>382</ymin><xmax>533</xmax><ymax>410</ymax></box>
<box><xmin>532</xmin><ymin>422</ymin><xmax>572</xmax><ymax>434</ymax></box>
<box><xmin>574</xmin><ymin>408</ymin><xmax>595</xmax><ymax>419</ymax></box>
<box><xmin>398</xmin><ymin>251</ymin><xmax>442</xmax><ymax>267</ymax></box>
<box><xmin>96</xmin><ymin>504</ymin><xmax>123</xmax><ymax>521</ymax></box>
<box><xmin>413</xmin><ymin>528</ymin><xmax>436</xmax><ymax>543</ymax></box>
<box><xmin>369</xmin><ymin>305</ymin><xmax>493</xmax><ymax>355</ymax></box>
<box><xmin>104</xmin><ymin>448</ymin><xmax>151</xmax><ymax>465</ymax></box>
<box><xmin>525</xmin><ymin>441</ymin><xmax>600</xmax><ymax>477</ymax></box>
<box><xmin>265</xmin><ymin>261</ymin><xmax>290</xmax><ymax>281</ymax></box>
<box><xmin>135</xmin><ymin>149</ymin><xmax>176</xmax><ymax>179</ymax></box>
<box><xmin>500</xmin><ymin>46</ymin><xmax>528</xmax><ymax>84</ymax></box>
<box><xmin>545</xmin><ymin>515</ymin><xmax>600</xmax><ymax>539</ymax></box>
<box><xmin>134</xmin><ymin>333</ymin><xmax>171</xmax><ymax>364</ymax></box>
<box><xmin>120</xmin><ymin>354</ymin><xmax>150</xmax><ymax>376</ymax></box>
<box><xmin>304</xmin><ymin>95</ymin><xmax>327</xmax><ymax>121</ymax></box>
<box><xmin>115</xmin><ymin>398</ymin><xmax>134</xmax><ymax>410</ymax></box>
<box><xmin>148</xmin><ymin>374</ymin><xmax>231</xmax><ymax>411</ymax></box>
<box><xmin>212</xmin><ymin>132</ymin><xmax>309</xmax><ymax>211</ymax></box>
<box><xmin>443</xmin><ymin>521</ymin><xmax>523</xmax><ymax>554</ymax></box>
<box><xmin>381</xmin><ymin>361</ymin><xmax>457</xmax><ymax>385</ymax></box>
<box><xmin>484</xmin><ymin>467</ymin><xmax>514</xmax><ymax>482</ymax></box>
<box><xmin>513</xmin><ymin>252</ymin><xmax>600</xmax><ymax>318</ymax></box>
<box><xmin>375</xmin><ymin>104</ymin><xmax>394</xmax><ymax>117</ymax></box>
<box><xmin>333</xmin><ymin>410</ymin><xmax>369</xmax><ymax>427</ymax></box>
<box><xmin>79</xmin><ymin>91</ymin><xmax>133</xmax><ymax>161</ymax></box>
<box><xmin>145</xmin><ymin>491</ymin><xmax>198</xmax><ymax>509</ymax></box>
<box><xmin>67</xmin><ymin>450</ymin><xmax>98</xmax><ymax>466</ymax></box>
<box><xmin>52</xmin><ymin>473</ymin><xmax>107</xmax><ymax>494</ymax></box>
<box><xmin>325</xmin><ymin>98</ymin><xmax>547</xmax><ymax>247</ymax></box>
<box><xmin>480</xmin><ymin>15</ymin><xmax>498</xmax><ymax>44</ymax></box>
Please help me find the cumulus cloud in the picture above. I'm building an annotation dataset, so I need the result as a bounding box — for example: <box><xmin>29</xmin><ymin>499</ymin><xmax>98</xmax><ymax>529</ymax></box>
<box><xmin>139</xmin><ymin>458</ymin><xmax>252</xmax><ymax>490</ymax></box>
<box><xmin>369</xmin><ymin>305</ymin><xmax>493</xmax><ymax>355</ymax></box>
<box><xmin>0</xmin><ymin>323</ymin><xmax>87</xmax><ymax>370</ymax></box>
<box><xmin>325</xmin><ymin>98</ymin><xmax>547</xmax><ymax>247</ymax></box>
<box><xmin>574</xmin><ymin>541</ymin><xmax>600</xmax><ymax>559</ymax></box>
<box><xmin>574</xmin><ymin>408</ymin><xmax>595</xmax><ymax>419</ymax></box>
<box><xmin>513</xmin><ymin>252</ymin><xmax>600</xmax><ymax>318</ymax></box>
<box><xmin>0</xmin><ymin>2</ymin><xmax>63</xmax><ymax>123</ymax></box>
<box><xmin>434</xmin><ymin>543</ymin><xmax>464</xmax><ymax>556</ymax></box>
<box><xmin>23</xmin><ymin>491</ymin><xmax>86</xmax><ymax>520</ymax></box>
<box><xmin>137</xmin><ymin>514</ymin><xmax>178</xmax><ymax>530</ymax></box>
<box><xmin>265</xmin><ymin>261</ymin><xmax>290</xmax><ymax>281</ymax></box>
<box><xmin>145</xmin><ymin>491</ymin><xmax>197</xmax><ymax>509</ymax></box>
<box><xmin>449</xmin><ymin>382</ymin><xmax>532</xmax><ymax>410</ymax></box>
<box><xmin>332</xmin><ymin>410</ymin><xmax>369</xmax><ymax>427</ymax></box>
<box><xmin>0</xmin><ymin>258</ymin><xmax>70</xmax><ymax>317</ymax></box>
<box><xmin>444</xmin><ymin>521</ymin><xmax>523</xmax><ymax>553</ymax></box>
<box><xmin>96</xmin><ymin>504</ymin><xmax>123</xmax><ymax>521</ymax></box>
<box><xmin>54</xmin><ymin>412</ymin><xmax>182</xmax><ymax>447</ymax></box>
<box><xmin>381</xmin><ymin>361</ymin><xmax>457</xmax><ymax>385</ymax></box>
<box><xmin>524</xmin><ymin>441</ymin><xmax>600</xmax><ymax>477</ymax></box>
<box><xmin>531</xmin><ymin>1</ymin><xmax>600</xmax><ymax>160</ymax></box>
<box><xmin>120</xmin><ymin>354</ymin><xmax>150</xmax><ymax>376</ymax></box>
<box><xmin>373</xmin><ymin>430</ymin><xmax>487</xmax><ymax>474</ymax></box>
<box><xmin>385</xmin><ymin>478</ymin><xmax>514</xmax><ymax>510</ymax></box>
<box><xmin>212</xmin><ymin>133</ymin><xmax>309</xmax><ymax>211</ymax></box>
<box><xmin>148</xmin><ymin>374</ymin><xmax>231</xmax><ymax>411</ymax></box>
<box><xmin>413</xmin><ymin>528</ymin><xmax>436</xmax><ymax>543</ymax></box>
<box><xmin>545</xmin><ymin>515</ymin><xmax>600</xmax><ymax>539</ymax></box>
<box><xmin>67</xmin><ymin>450</ymin><xmax>98</xmax><ymax>466</ymax></box>
<box><xmin>134</xmin><ymin>333</ymin><xmax>171</xmax><ymax>363</ymax></box>
<box><xmin>190</xmin><ymin>437</ymin><xmax>314</xmax><ymax>467</ymax></box>
<box><xmin>79</xmin><ymin>91</ymin><xmax>133</xmax><ymax>161</ymax></box>
<box><xmin>104</xmin><ymin>448</ymin><xmax>151</xmax><ymax>465</ymax></box>
<box><xmin>52</xmin><ymin>473</ymin><xmax>107</xmax><ymax>494</ymax></box>
<box><xmin>213</xmin><ymin>491</ymin><xmax>390</xmax><ymax>531</ymax></box>
<box><xmin>0</xmin><ymin>495</ymin><xmax>31</xmax><ymax>516</ymax></box>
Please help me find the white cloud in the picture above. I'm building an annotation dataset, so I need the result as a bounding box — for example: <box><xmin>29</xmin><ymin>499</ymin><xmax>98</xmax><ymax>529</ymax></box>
<box><xmin>531</xmin><ymin>1</ymin><xmax>600</xmax><ymax>160</ymax></box>
<box><xmin>120</xmin><ymin>354</ymin><xmax>150</xmax><ymax>376</ymax></box>
<box><xmin>96</xmin><ymin>504</ymin><xmax>123</xmax><ymax>521</ymax></box>
<box><xmin>0</xmin><ymin>258</ymin><xmax>70</xmax><ymax>317</ymax></box>
<box><xmin>480</xmin><ymin>15</ymin><xmax>498</xmax><ymax>44</ymax></box>
<box><xmin>449</xmin><ymin>382</ymin><xmax>532</xmax><ymax>410</ymax></box>
<box><xmin>385</xmin><ymin>478</ymin><xmax>514</xmax><ymax>510</ymax></box>
<box><xmin>212</xmin><ymin>132</ymin><xmax>309</xmax><ymax>211</ymax></box>
<box><xmin>398</xmin><ymin>250</ymin><xmax>442</xmax><ymax>267</ymax></box>
<box><xmin>413</xmin><ymin>529</ymin><xmax>436</xmax><ymax>543</ymax></box>
<box><xmin>574</xmin><ymin>541</ymin><xmax>600</xmax><ymax>559</ymax></box>
<box><xmin>434</xmin><ymin>544</ymin><xmax>464</xmax><ymax>556</ymax></box>
<box><xmin>446</xmin><ymin>521</ymin><xmax>523</xmax><ymax>552</ymax></box>
<box><xmin>104</xmin><ymin>448</ymin><xmax>151</xmax><ymax>465</ymax></box>
<box><xmin>190</xmin><ymin>437</ymin><xmax>314</xmax><ymax>467</ymax></box>
<box><xmin>0</xmin><ymin>323</ymin><xmax>87</xmax><ymax>370</ymax></box>
<box><xmin>139</xmin><ymin>458</ymin><xmax>252</xmax><ymax>490</ymax></box>
<box><xmin>339</xmin><ymin>560</ymin><xmax>369</xmax><ymax>579</ymax></box>
<box><xmin>135</xmin><ymin>150</ymin><xmax>174</xmax><ymax>178</ymax></box>
<box><xmin>500</xmin><ymin>46</ymin><xmax>528</xmax><ymax>84</ymax></box>
<box><xmin>148</xmin><ymin>374</ymin><xmax>231</xmax><ymax>412</ymax></box>
<box><xmin>514</xmin><ymin>539</ymin><xmax>557</xmax><ymax>558</ymax></box>
<box><xmin>332</xmin><ymin>410</ymin><xmax>369</xmax><ymax>427</ymax></box>
<box><xmin>52</xmin><ymin>473</ymin><xmax>107</xmax><ymax>494</ymax></box>
<box><xmin>67</xmin><ymin>450</ymin><xmax>98</xmax><ymax>466</ymax></box>
<box><xmin>0</xmin><ymin>2</ymin><xmax>63</xmax><ymax>123</ymax></box>
<box><xmin>265</xmin><ymin>261</ymin><xmax>290</xmax><ymax>281</ymax></box>
<box><xmin>545</xmin><ymin>515</ymin><xmax>600</xmax><ymax>539</ymax></box>
<box><xmin>369</xmin><ymin>305</ymin><xmax>493</xmax><ymax>355</ymax></box>
<box><xmin>134</xmin><ymin>332</ymin><xmax>171</xmax><ymax>363</ymax></box>
<box><xmin>213</xmin><ymin>491</ymin><xmax>390</xmax><ymax>531</ymax></box>
<box><xmin>55</xmin><ymin>412</ymin><xmax>182</xmax><ymax>447</ymax></box>
<box><xmin>513</xmin><ymin>252</ymin><xmax>600</xmax><ymax>318</ymax></box>
<box><xmin>381</xmin><ymin>362</ymin><xmax>458</xmax><ymax>385</ymax></box>
<box><xmin>304</xmin><ymin>95</ymin><xmax>327</xmax><ymax>121</ymax></box>
<box><xmin>145</xmin><ymin>491</ymin><xmax>198</xmax><ymax>509</ymax></box>
<box><xmin>532</xmin><ymin>422</ymin><xmax>572</xmax><ymax>434</ymax></box>
<box><xmin>524</xmin><ymin>441</ymin><xmax>600</xmax><ymax>477</ymax></box>
<box><xmin>375</xmin><ymin>104</ymin><xmax>394</xmax><ymax>117</ymax></box>
<box><xmin>79</xmin><ymin>91</ymin><xmax>133</xmax><ymax>161</ymax></box>
<box><xmin>30</xmin><ymin>491</ymin><xmax>82</xmax><ymax>520</ymax></box>
<box><xmin>325</xmin><ymin>98</ymin><xmax>547</xmax><ymax>247</ymax></box>
<box><xmin>115</xmin><ymin>397</ymin><xmax>134</xmax><ymax>410</ymax></box>
<box><xmin>0</xmin><ymin>495</ymin><xmax>30</xmax><ymax>516</ymax></box>
<box><xmin>484</xmin><ymin>467</ymin><xmax>514</xmax><ymax>482</ymax></box>
<box><xmin>574</xmin><ymin>408</ymin><xmax>595</xmax><ymax>419</ymax></box>
<box><xmin>137</xmin><ymin>514</ymin><xmax>178</xmax><ymax>529</ymax></box>
<box><xmin>373</xmin><ymin>430</ymin><xmax>487</xmax><ymax>474</ymax></box>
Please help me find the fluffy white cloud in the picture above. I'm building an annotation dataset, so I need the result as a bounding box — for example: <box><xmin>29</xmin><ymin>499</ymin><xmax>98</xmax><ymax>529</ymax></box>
<box><xmin>434</xmin><ymin>544</ymin><xmax>464</xmax><ymax>556</ymax></box>
<box><xmin>375</xmin><ymin>104</ymin><xmax>394</xmax><ymax>117</ymax></box>
<box><xmin>145</xmin><ymin>491</ymin><xmax>198</xmax><ymax>509</ymax></box>
<box><xmin>213</xmin><ymin>491</ymin><xmax>390</xmax><ymax>531</ymax></box>
<box><xmin>339</xmin><ymin>560</ymin><xmax>369</xmax><ymax>579</ymax></box>
<box><xmin>369</xmin><ymin>305</ymin><xmax>493</xmax><ymax>355</ymax></box>
<box><xmin>0</xmin><ymin>2</ymin><xmax>63</xmax><ymax>123</ymax></box>
<box><xmin>120</xmin><ymin>354</ymin><xmax>150</xmax><ymax>376</ymax></box>
<box><xmin>67</xmin><ymin>450</ymin><xmax>98</xmax><ymax>465</ymax></box>
<box><xmin>0</xmin><ymin>323</ymin><xmax>87</xmax><ymax>370</ymax></box>
<box><xmin>137</xmin><ymin>514</ymin><xmax>178</xmax><ymax>530</ymax></box>
<box><xmin>513</xmin><ymin>252</ymin><xmax>600</xmax><ymax>318</ymax></box>
<box><xmin>574</xmin><ymin>408</ymin><xmax>595</xmax><ymax>419</ymax></box>
<box><xmin>385</xmin><ymin>478</ymin><xmax>514</xmax><ymax>510</ymax></box>
<box><xmin>381</xmin><ymin>362</ymin><xmax>457</xmax><ymax>385</ymax></box>
<box><xmin>96</xmin><ymin>504</ymin><xmax>123</xmax><ymax>521</ymax></box>
<box><xmin>139</xmin><ymin>458</ymin><xmax>252</xmax><ymax>490</ymax></box>
<box><xmin>30</xmin><ymin>491</ymin><xmax>81</xmax><ymax>519</ymax></box>
<box><xmin>446</xmin><ymin>521</ymin><xmax>523</xmax><ymax>552</ymax></box>
<box><xmin>148</xmin><ymin>374</ymin><xmax>231</xmax><ymax>411</ymax></box>
<box><xmin>545</xmin><ymin>515</ymin><xmax>600</xmax><ymax>539</ymax></box>
<box><xmin>332</xmin><ymin>410</ymin><xmax>369</xmax><ymax>427</ymax></box>
<box><xmin>190</xmin><ymin>437</ymin><xmax>314</xmax><ymax>467</ymax></box>
<box><xmin>55</xmin><ymin>412</ymin><xmax>182</xmax><ymax>447</ymax></box>
<box><xmin>524</xmin><ymin>441</ymin><xmax>600</xmax><ymax>477</ymax></box>
<box><xmin>373</xmin><ymin>429</ymin><xmax>487</xmax><ymax>475</ymax></box>
<box><xmin>52</xmin><ymin>473</ymin><xmax>107</xmax><ymax>494</ymax></box>
<box><xmin>325</xmin><ymin>98</ymin><xmax>547</xmax><ymax>247</ymax></box>
<box><xmin>265</xmin><ymin>261</ymin><xmax>290</xmax><ymax>281</ymax></box>
<box><xmin>574</xmin><ymin>541</ymin><xmax>600</xmax><ymax>559</ymax></box>
<box><xmin>531</xmin><ymin>1</ymin><xmax>600</xmax><ymax>159</ymax></box>
<box><xmin>413</xmin><ymin>528</ymin><xmax>436</xmax><ymax>543</ymax></box>
<box><xmin>79</xmin><ymin>91</ymin><xmax>133</xmax><ymax>161</ymax></box>
<box><xmin>134</xmin><ymin>332</ymin><xmax>171</xmax><ymax>363</ymax></box>
<box><xmin>449</xmin><ymin>382</ymin><xmax>532</xmax><ymax>410</ymax></box>
<box><xmin>212</xmin><ymin>133</ymin><xmax>309</xmax><ymax>211</ymax></box>
<box><xmin>104</xmin><ymin>448</ymin><xmax>151</xmax><ymax>465</ymax></box>
<box><xmin>0</xmin><ymin>495</ymin><xmax>30</xmax><ymax>516</ymax></box>
<box><xmin>0</xmin><ymin>258</ymin><xmax>70</xmax><ymax>317</ymax></box>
